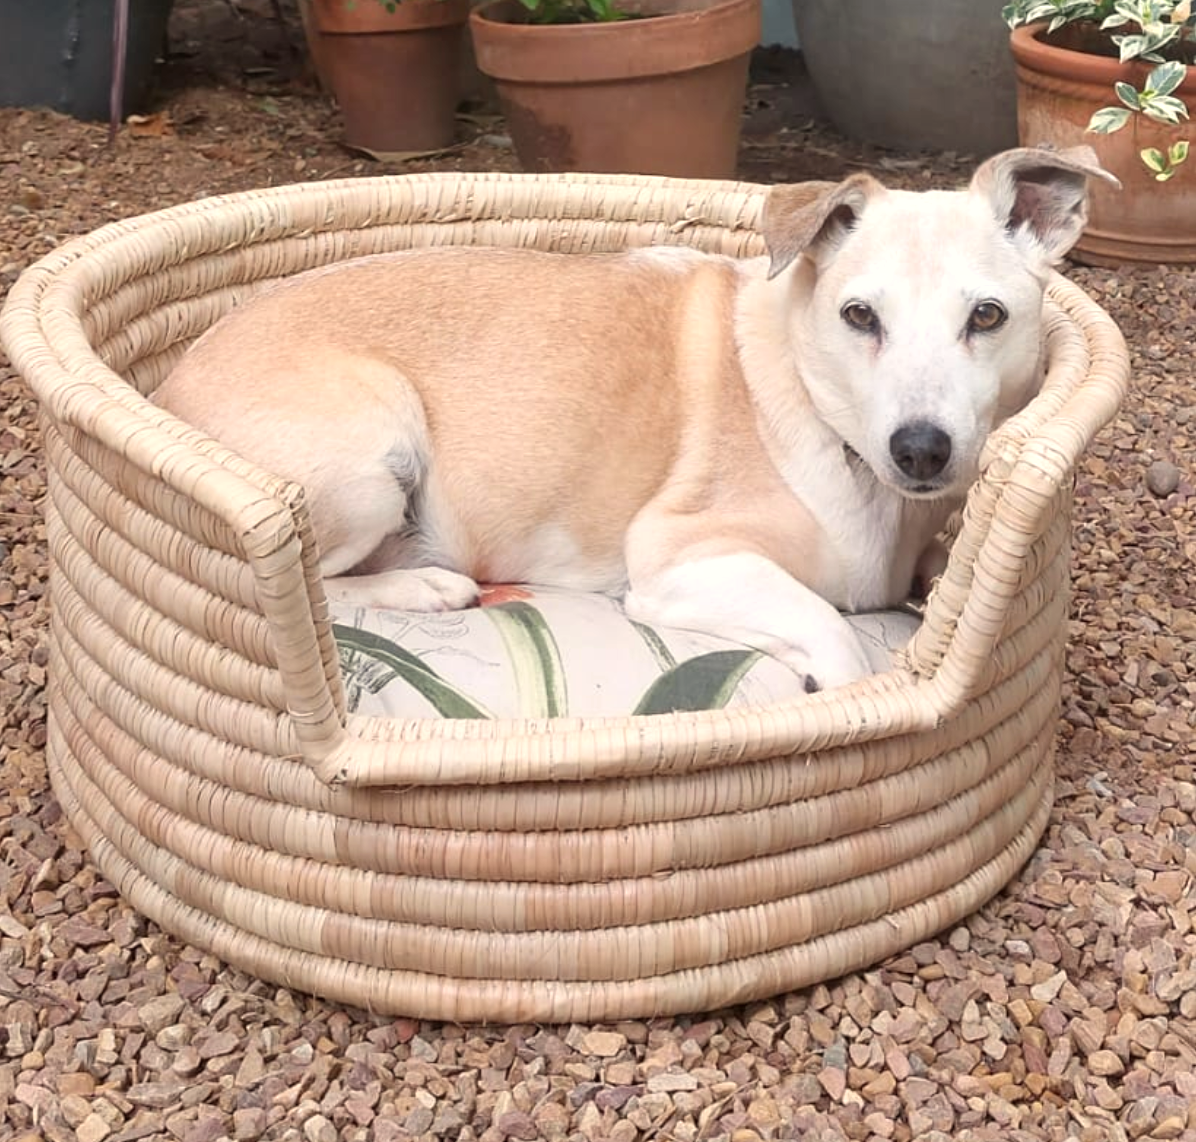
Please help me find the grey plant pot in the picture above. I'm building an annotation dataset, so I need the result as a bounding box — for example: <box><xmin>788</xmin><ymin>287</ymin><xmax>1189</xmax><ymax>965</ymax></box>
<box><xmin>0</xmin><ymin>0</ymin><xmax>176</xmax><ymax>121</ymax></box>
<box><xmin>790</xmin><ymin>0</ymin><xmax>1018</xmax><ymax>155</ymax></box>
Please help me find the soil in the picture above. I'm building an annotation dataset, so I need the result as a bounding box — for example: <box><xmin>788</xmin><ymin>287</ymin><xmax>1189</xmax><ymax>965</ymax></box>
<box><xmin>1</xmin><ymin>2</ymin><xmax>1195</xmax><ymax>1141</ymax></box>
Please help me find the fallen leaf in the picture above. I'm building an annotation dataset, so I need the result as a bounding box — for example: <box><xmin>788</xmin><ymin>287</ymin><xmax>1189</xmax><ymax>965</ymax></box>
<box><xmin>126</xmin><ymin>112</ymin><xmax>175</xmax><ymax>138</ymax></box>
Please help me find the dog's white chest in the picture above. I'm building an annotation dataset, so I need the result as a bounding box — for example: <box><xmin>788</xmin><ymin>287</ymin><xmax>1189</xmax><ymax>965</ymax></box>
<box><xmin>825</xmin><ymin>496</ymin><xmax>910</xmax><ymax>610</ymax></box>
<box><xmin>786</xmin><ymin>450</ymin><xmax>932</xmax><ymax>612</ymax></box>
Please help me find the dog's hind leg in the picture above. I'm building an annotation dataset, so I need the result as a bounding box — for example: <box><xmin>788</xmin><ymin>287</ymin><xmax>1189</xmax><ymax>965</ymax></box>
<box><xmin>324</xmin><ymin>565</ymin><xmax>480</xmax><ymax>612</ymax></box>
<box><xmin>312</xmin><ymin>457</ymin><xmax>481</xmax><ymax>613</ymax></box>
<box><xmin>158</xmin><ymin>345</ymin><xmax>480</xmax><ymax>612</ymax></box>
<box><xmin>299</xmin><ymin>372</ymin><xmax>480</xmax><ymax>614</ymax></box>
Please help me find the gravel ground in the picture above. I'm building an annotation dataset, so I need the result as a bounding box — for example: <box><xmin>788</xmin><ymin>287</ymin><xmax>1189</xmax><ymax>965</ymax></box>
<box><xmin>2</xmin><ymin>2</ymin><xmax>1195</xmax><ymax>1141</ymax></box>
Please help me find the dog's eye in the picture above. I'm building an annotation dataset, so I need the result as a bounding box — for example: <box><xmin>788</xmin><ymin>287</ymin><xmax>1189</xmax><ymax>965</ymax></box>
<box><xmin>969</xmin><ymin>301</ymin><xmax>1008</xmax><ymax>333</ymax></box>
<box><xmin>842</xmin><ymin>302</ymin><xmax>879</xmax><ymax>333</ymax></box>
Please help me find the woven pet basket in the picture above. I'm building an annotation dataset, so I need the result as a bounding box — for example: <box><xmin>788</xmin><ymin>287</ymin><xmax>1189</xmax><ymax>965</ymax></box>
<box><xmin>0</xmin><ymin>172</ymin><xmax>1129</xmax><ymax>1023</ymax></box>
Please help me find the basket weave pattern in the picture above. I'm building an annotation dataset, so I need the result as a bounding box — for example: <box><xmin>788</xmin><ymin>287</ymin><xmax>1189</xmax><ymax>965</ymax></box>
<box><xmin>0</xmin><ymin>172</ymin><xmax>1130</xmax><ymax>1022</ymax></box>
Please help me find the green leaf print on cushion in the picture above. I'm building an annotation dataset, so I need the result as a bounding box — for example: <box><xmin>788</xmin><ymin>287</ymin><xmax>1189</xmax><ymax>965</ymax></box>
<box><xmin>332</xmin><ymin>623</ymin><xmax>494</xmax><ymax>719</ymax></box>
<box><xmin>484</xmin><ymin>601</ymin><xmax>568</xmax><ymax>718</ymax></box>
<box><xmin>331</xmin><ymin>586</ymin><xmax>918</xmax><ymax>720</ymax></box>
<box><xmin>629</xmin><ymin>619</ymin><xmax>678</xmax><ymax>672</ymax></box>
<box><xmin>632</xmin><ymin>649</ymin><xmax>763</xmax><ymax>716</ymax></box>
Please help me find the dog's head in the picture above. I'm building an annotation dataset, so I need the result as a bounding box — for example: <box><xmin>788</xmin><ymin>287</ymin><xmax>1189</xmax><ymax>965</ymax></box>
<box><xmin>761</xmin><ymin>146</ymin><xmax>1118</xmax><ymax>500</ymax></box>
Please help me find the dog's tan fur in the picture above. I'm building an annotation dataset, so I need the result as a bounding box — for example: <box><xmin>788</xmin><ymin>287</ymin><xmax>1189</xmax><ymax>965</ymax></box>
<box><xmin>155</xmin><ymin>147</ymin><xmax>1115</xmax><ymax>691</ymax></box>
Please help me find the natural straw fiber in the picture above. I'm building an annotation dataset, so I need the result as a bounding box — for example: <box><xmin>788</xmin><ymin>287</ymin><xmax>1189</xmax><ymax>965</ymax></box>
<box><xmin>0</xmin><ymin>171</ymin><xmax>1130</xmax><ymax>1023</ymax></box>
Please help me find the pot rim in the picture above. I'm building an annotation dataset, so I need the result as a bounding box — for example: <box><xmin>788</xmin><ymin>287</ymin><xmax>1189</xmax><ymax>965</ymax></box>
<box><xmin>470</xmin><ymin>0</ymin><xmax>761</xmax><ymax>82</ymax></box>
<box><xmin>314</xmin><ymin>0</ymin><xmax>472</xmax><ymax>35</ymax></box>
<box><xmin>1009</xmin><ymin>21</ymin><xmax>1196</xmax><ymax>91</ymax></box>
<box><xmin>472</xmin><ymin>0</ymin><xmax>756</xmax><ymax>27</ymax></box>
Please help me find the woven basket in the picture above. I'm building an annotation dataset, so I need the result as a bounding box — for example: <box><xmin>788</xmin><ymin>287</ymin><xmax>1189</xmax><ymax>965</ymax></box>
<box><xmin>0</xmin><ymin>172</ymin><xmax>1129</xmax><ymax>1023</ymax></box>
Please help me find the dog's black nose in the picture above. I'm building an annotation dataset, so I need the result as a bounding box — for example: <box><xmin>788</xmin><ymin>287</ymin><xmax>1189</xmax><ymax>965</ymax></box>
<box><xmin>890</xmin><ymin>422</ymin><xmax>952</xmax><ymax>481</ymax></box>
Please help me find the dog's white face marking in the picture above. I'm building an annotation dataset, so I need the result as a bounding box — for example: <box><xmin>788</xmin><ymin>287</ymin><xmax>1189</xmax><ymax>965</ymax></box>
<box><xmin>790</xmin><ymin>189</ymin><xmax>1048</xmax><ymax>500</ymax></box>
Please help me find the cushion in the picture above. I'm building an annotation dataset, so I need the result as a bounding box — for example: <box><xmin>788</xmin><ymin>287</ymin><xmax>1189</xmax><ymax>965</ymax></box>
<box><xmin>330</xmin><ymin>584</ymin><xmax>922</xmax><ymax>720</ymax></box>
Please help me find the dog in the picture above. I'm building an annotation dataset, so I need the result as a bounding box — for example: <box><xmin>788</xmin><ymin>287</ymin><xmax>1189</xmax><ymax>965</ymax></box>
<box><xmin>154</xmin><ymin>146</ymin><xmax>1115</xmax><ymax>694</ymax></box>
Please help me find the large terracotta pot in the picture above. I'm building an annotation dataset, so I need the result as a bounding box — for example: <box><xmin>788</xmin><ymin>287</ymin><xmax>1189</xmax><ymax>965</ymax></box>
<box><xmin>1010</xmin><ymin>23</ymin><xmax>1196</xmax><ymax>267</ymax></box>
<box><xmin>312</xmin><ymin>0</ymin><xmax>471</xmax><ymax>154</ymax></box>
<box><xmin>790</xmin><ymin>0</ymin><xmax>1017</xmax><ymax>156</ymax></box>
<box><xmin>469</xmin><ymin>0</ymin><xmax>761</xmax><ymax>178</ymax></box>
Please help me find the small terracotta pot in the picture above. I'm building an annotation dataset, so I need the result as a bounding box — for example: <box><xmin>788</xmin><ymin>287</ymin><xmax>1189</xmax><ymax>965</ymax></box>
<box><xmin>1010</xmin><ymin>22</ymin><xmax>1196</xmax><ymax>266</ymax></box>
<box><xmin>469</xmin><ymin>0</ymin><xmax>761</xmax><ymax>178</ymax></box>
<box><xmin>312</xmin><ymin>0</ymin><xmax>471</xmax><ymax>154</ymax></box>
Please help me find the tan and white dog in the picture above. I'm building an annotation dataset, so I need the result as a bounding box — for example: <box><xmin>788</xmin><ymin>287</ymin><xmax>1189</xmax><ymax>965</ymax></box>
<box><xmin>155</xmin><ymin>146</ymin><xmax>1114</xmax><ymax>693</ymax></box>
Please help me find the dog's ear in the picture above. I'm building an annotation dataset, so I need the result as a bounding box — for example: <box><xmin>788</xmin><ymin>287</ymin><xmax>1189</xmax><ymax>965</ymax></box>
<box><xmin>971</xmin><ymin>145</ymin><xmax>1121</xmax><ymax>262</ymax></box>
<box><xmin>761</xmin><ymin>174</ymin><xmax>884</xmax><ymax>279</ymax></box>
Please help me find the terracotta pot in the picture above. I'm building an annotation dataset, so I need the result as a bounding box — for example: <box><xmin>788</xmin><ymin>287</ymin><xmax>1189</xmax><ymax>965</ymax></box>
<box><xmin>297</xmin><ymin>0</ymin><xmax>333</xmax><ymax>91</ymax></box>
<box><xmin>469</xmin><ymin>0</ymin><xmax>761</xmax><ymax>178</ymax></box>
<box><xmin>312</xmin><ymin>0</ymin><xmax>471</xmax><ymax>153</ymax></box>
<box><xmin>1010</xmin><ymin>22</ymin><xmax>1196</xmax><ymax>266</ymax></box>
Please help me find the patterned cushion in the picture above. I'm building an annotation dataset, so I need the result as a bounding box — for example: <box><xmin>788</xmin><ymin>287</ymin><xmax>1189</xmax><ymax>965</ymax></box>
<box><xmin>330</xmin><ymin>584</ymin><xmax>922</xmax><ymax>721</ymax></box>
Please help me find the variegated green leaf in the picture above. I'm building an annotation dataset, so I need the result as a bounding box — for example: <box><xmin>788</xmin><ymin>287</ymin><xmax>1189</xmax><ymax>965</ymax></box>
<box><xmin>1144</xmin><ymin>95</ymin><xmax>1190</xmax><ymax>122</ymax></box>
<box><xmin>1142</xmin><ymin>146</ymin><xmax>1170</xmax><ymax>171</ymax></box>
<box><xmin>1116</xmin><ymin>80</ymin><xmax>1144</xmax><ymax>109</ymax></box>
<box><xmin>1088</xmin><ymin>105</ymin><xmax>1133</xmax><ymax>132</ymax></box>
<box><xmin>1148</xmin><ymin>59</ymin><xmax>1189</xmax><ymax>96</ymax></box>
<box><xmin>1142</xmin><ymin>93</ymin><xmax>1191</xmax><ymax>123</ymax></box>
<box><xmin>1116</xmin><ymin>32</ymin><xmax>1152</xmax><ymax>59</ymax></box>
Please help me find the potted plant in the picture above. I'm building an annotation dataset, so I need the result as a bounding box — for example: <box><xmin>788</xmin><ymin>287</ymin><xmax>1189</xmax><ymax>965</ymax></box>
<box><xmin>310</xmin><ymin>0</ymin><xmax>472</xmax><ymax>155</ymax></box>
<box><xmin>1005</xmin><ymin>0</ymin><xmax>1195</xmax><ymax>265</ymax></box>
<box><xmin>468</xmin><ymin>0</ymin><xmax>762</xmax><ymax>178</ymax></box>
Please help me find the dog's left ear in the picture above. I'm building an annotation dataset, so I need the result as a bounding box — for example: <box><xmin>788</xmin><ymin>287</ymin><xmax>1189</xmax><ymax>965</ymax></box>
<box><xmin>761</xmin><ymin>174</ymin><xmax>884</xmax><ymax>279</ymax></box>
<box><xmin>971</xmin><ymin>145</ymin><xmax>1121</xmax><ymax>262</ymax></box>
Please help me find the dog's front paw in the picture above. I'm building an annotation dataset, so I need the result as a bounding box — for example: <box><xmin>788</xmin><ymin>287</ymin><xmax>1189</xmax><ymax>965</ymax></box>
<box><xmin>780</xmin><ymin>635</ymin><xmax>873</xmax><ymax>695</ymax></box>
